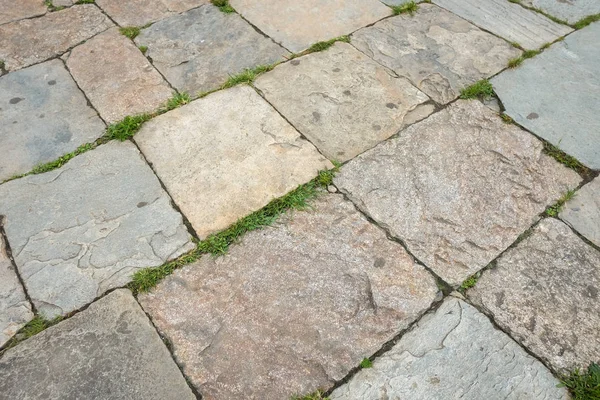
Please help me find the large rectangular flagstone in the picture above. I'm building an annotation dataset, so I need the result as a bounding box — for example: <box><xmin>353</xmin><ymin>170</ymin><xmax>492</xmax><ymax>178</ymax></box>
<box><xmin>330</xmin><ymin>297</ymin><xmax>569</xmax><ymax>400</ymax></box>
<box><xmin>352</xmin><ymin>4</ymin><xmax>520</xmax><ymax>104</ymax></box>
<box><xmin>135</xmin><ymin>85</ymin><xmax>332</xmax><ymax>239</ymax></box>
<box><xmin>139</xmin><ymin>194</ymin><xmax>440</xmax><ymax>400</ymax></box>
<box><xmin>0</xmin><ymin>289</ymin><xmax>195</xmax><ymax>399</ymax></box>
<box><xmin>492</xmin><ymin>22</ymin><xmax>600</xmax><ymax>170</ymax></box>
<box><xmin>96</xmin><ymin>0</ymin><xmax>208</xmax><ymax>26</ymax></box>
<box><xmin>335</xmin><ymin>100</ymin><xmax>580</xmax><ymax>286</ymax></box>
<box><xmin>255</xmin><ymin>42</ymin><xmax>433</xmax><ymax>162</ymax></box>
<box><xmin>0</xmin><ymin>141</ymin><xmax>194</xmax><ymax>318</ymax></box>
<box><xmin>0</xmin><ymin>0</ymin><xmax>46</xmax><ymax>25</ymax></box>
<box><xmin>521</xmin><ymin>0</ymin><xmax>600</xmax><ymax>25</ymax></box>
<box><xmin>469</xmin><ymin>218</ymin><xmax>600</xmax><ymax>372</ymax></box>
<box><xmin>560</xmin><ymin>177</ymin><xmax>600</xmax><ymax>247</ymax></box>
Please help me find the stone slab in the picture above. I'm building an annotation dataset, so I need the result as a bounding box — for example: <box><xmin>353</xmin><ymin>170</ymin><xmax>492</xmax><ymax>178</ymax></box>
<box><xmin>96</xmin><ymin>0</ymin><xmax>208</xmax><ymax>27</ymax></box>
<box><xmin>352</xmin><ymin>4</ymin><xmax>520</xmax><ymax>104</ymax></box>
<box><xmin>433</xmin><ymin>0</ymin><xmax>572</xmax><ymax>50</ymax></box>
<box><xmin>139</xmin><ymin>194</ymin><xmax>440</xmax><ymax>399</ymax></box>
<box><xmin>469</xmin><ymin>218</ymin><xmax>600</xmax><ymax>372</ymax></box>
<box><xmin>0</xmin><ymin>5</ymin><xmax>113</xmax><ymax>72</ymax></box>
<box><xmin>229</xmin><ymin>0</ymin><xmax>391</xmax><ymax>53</ymax></box>
<box><xmin>492</xmin><ymin>23</ymin><xmax>600</xmax><ymax>170</ymax></box>
<box><xmin>0</xmin><ymin>60</ymin><xmax>106</xmax><ymax>181</ymax></box>
<box><xmin>135</xmin><ymin>5</ymin><xmax>289</xmax><ymax>95</ymax></box>
<box><xmin>0</xmin><ymin>0</ymin><xmax>46</xmax><ymax>25</ymax></box>
<box><xmin>135</xmin><ymin>85</ymin><xmax>332</xmax><ymax>239</ymax></box>
<box><xmin>335</xmin><ymin>100</ymin><xmax>581</xmax><ymax>286</ymax></box>
<box><xmin>0</xmin><ymin>141</ymin><xmax>194</xmax><ymax>318</ymax></box>
<box><xmin>522</xmin><ymin>0</ymin><xmax>600</xmax><ymax>25</ymax></box>
<box><xmin>0</xmin><ymin>289</ymin><xmax>195</xmax><ymax>399</ymax></box>
<box><xmin>330</xmin><ymin>297</ymin><xmax>569</xmax><ymax>400</ymax></box>
<box><xmin>255</xmin><ymin>43</ymin><xmax>432</xmax><ymax>162</ymax></box>
<box><xmin>560</xmin><ymin>177</ymin><xmax>600</xmax><ymax>246</ymax></box>
<box><xmin>67</xmin><ymin>28</ymin><xmax>173</xmax><ymax>123</ymax></box>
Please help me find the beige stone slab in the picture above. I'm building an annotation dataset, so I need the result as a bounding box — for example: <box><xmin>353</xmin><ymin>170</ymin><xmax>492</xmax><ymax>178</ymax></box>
<box><xmin>139</xmin><ymin>194</ymin><xmax>440</xmax><ymax>399</ymax></box>
<box><xmin>0</xmin><ymin>0</ymin><xmax>46</xmax><ymax>25</ymax></box>
<box><xmin>0</xmin><ymin>5</ymin><xmax>113</xmax><ymax>72</ymax></box>
<box><xmin>255</xmin><ymin>43</ymin><xmax>432</xmax><ymax>162</ymax></box>
<box><xmin>135</xmin><ymin>85</ymin><xmax>332</xmax><ymax>239</ymax></box>
<box><xmin>96</xmin><ymin>0</ymin><xmax>208</xmax><ymax>27</ymax></box>
<box><xmin>66</xmin><ymin>28</ymin><xmax>173</xmax><ymax>123</ymax></box>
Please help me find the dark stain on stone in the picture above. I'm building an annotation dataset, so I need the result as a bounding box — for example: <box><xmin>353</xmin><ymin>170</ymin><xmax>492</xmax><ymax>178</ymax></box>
<box><xmin>48</xmin><ymin>80</ymin><xmax>56</xmax><ymax>85</ymax></box>
<box><xmin>374</xmin><ymin>257</ymin><xmax>386</xmax><ymax>268</ymax></box>
<box><xmin>39</xmin><ymin>114</ymin><xmax>45</xmax><ymax>118</ymax></box>
<box><xmin>312</xmin><ymin>111</ymin><xmax>321</xmax><ymax>122</ymax></box>
<box><xmin>9</xmin><ymin>97</ymin><xmax>23</xmax><ymax>104</ymax></box>
<box><xmin>372</xmin><ymin>124</ymin><xmax>381</xmax><ymax>131</ymax></box>
<box><xmin>526</xmin><ymin>112</ymin><xmax>539</xmax><ymax>120</ymax></box>
<box><xmin>55</xmin><ymin>130</ymin><xmax>72</xmax><ymax>143</ymax></box>
<box><xmin>291</xmin><ymin>60</ymin><xmax>300</xmax><ymax>66</ymax></box>
<box><xmin>333</xmin><ymin>68</ymin><xmax>341</xmax><ymax>72</ymax></box>
<box><xmin>386</xmin><ymin>103</ymin><xmax>398</xmax><ymax>109</ymax></box>
<box><xmin>585</xmin><ymin>285</ymin><xmax>598</xmax><ymax>299</ymax></box>
<box><xmin>337</xmin><ymin>151</ymin><xmax>345</xmax><ymax>156</ymax></box>
<box><xmin>137</xmin><ymin>201</ymin><xmax>148</xmax><ymax>208</ymax></box>
<box><xmin>343</xmin><ymin>90</ymin><xmax>351</xmax><ymax>96</ymax></box>
<box><xmin>12</xmin><ymin>121</ymin><xmax>17</xmax><ymax>124</ymax></box>
<box><xmin>494</xmin><ymin>291</ymin><xmax>505</xmax><ymax>308</ymax></box>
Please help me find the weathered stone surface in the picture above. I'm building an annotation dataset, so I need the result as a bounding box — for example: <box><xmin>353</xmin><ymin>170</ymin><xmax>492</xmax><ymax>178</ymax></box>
<box><xmin>0</xmin><ymin>289</ymin><xmax>195</xmax><ymax>399</ymax></box>
<box><xmin>229</xmin><ymin>0</ymin><xmax>391</xmax><ymax>53</ymax></box>
<box><xmin>352</xmin><ymin>5</ymin><xmax>520</xmax><ymax>104</ymax></box>
<box><xmin>522</xmin><ymin>0</ymin><xmax>600</xmax><ymax>25</ymax></box>
<box><xmin>330</xmin><ymin>297</ymin><xmax>569</xmax><ymax>400</ymax></box>
<box><xmin>96</xmin><ymin>0</ymin><xmax>208</xmax><ymax>27</ymax></box>
<box><xmin>0</xmin><ymin>142</ymin><xmax>194</xmax><ymax>318</ymax></box>
<box><xmin>0</xmin><ymin>0</ymin><xmax>46</xmax><ymax>25</ymax></box>
<box><xmin>135</xmin><ymin>85</ymin><xmax>332</xmax><ymax>239</ymax></box>
<box><xmin>255</xmin><ymin>43</ymin><xmax>432</xmax><ymax>162</ymax></box>
<box><xmin>0</xmin><ymin>5</ymin><xmax>113</xmax><ymax>72</ymax></box>
<box><xmin>67</xmin><ymin>28</ymin><xmax>173</xmax><ymax>123</ymax></box>
<box><xmin>432</xmin><ymin>0</ymin><xmax>572</xmax><ymax>50</ymax></box>
<box><xmin>560</xmin><ymin>177</ymin><xmax>600</xmax><ymax>246</ymax></box>
<box><xmin>139</xmin><ymin>194</ymin><xmax>440</xmax><ymax>400</ymax></box>
<box><xmin>492</xmin><ymin>23</ymin><xmax>600</xmax><ymax>170</ymax></box>
<box><xmin>0</xmin><ymin>60</ymin><xmax>106</xmax><ymax>181</ymax></box>
<box><xmin>469</xmin><ymin>218</ymin><xmax>600</xmax><ymax>372</ymax></box>
<box><xmin>335</xmin><ymin>100</ymin><xmax>581</xmax><ymax>286</ymax></box>
<box><xmin>135</xmin><ymin>5</ymin><xmax>288</xmax><ymax>95</ymax></box>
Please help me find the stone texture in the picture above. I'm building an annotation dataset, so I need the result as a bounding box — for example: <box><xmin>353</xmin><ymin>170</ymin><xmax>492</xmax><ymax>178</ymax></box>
<box><xmin>330</xmin><ymin>297</ymin><xmax>569</xmax><ymax>400</ymax></box>
<box><xmin>0</xmin><ymin>0</ymin><xmax>46</xmax><ymax>25</ymax></box>
<box><xmin>492</xmin><ymin>23</ymin><xmax>600</xmax><ymax>170</ymax></box>
<box><xmin>0</xmin><ymin>5</ymin><xmax>113</xmax><ymax>72</ymax></box>
<box><xmin>135</xmin><ymin>85</ymin><xmax>332</xmax><ymax>239</ymax></box>
<box><xmin>96</xmin><ymin>0</ymin><xmax>208</xmax><ymax>26</ymax></box>
<box><xmin>0</xmin><ymin>60</ymin><xmax>106</xmax><ymax>181</ymax></box>
<box><xmin>139</xmin><ymin>194</ymin><xmax>440</xmax><ymax>400</ymax></box>
<box><xmin>335</xmin><ymin>100</ymin><xmax>581</xmax><ymax>286</ymax></box>
<box><xmin>67</xmin><ymin>28</ymin><xmax>173</xmax><ymax>123</ymax></box>
<box><xmin>0</xmin><ymin>141</ymin><xmax>194</xmax><ymax>318</ymax></box>
<box><xmin>560</xmin><ymin>177</ymin><xmax>600</xmax><ymax>246</ymax></box>
<box><xmin>229</xmin><ymin>0</ymin><xmax>391</xmax><ymax>53</ymax></box>
<box><xmin>352</xmin><ymin>5</ymin><xmax>520</xmax><ymax>104</ymax></box>
<box><xmin>432</xmin><ymin>0</ymin><xmax>572</xmax><ymax>50</ymax></box>
<box><xmin>135</xmin><ymin>5</ymin><xmax>289</xmax><ymax>95</ymax></box>
<box><xmin>0</xmin><ymin>289</ymin><xmax>195</xmax><ymax>400</ymax></box>
<box><xmin>522</xmin><ymin>0</ymin><xmax>600</xmax><ymax>25</ymax></box>
<box><xmin>255</xmin><ymin>43</ymin><xmax>432</xmax><ymax>162</ymax></box>
<box><xmin>469</xmin><ymin>218</ymin><xmax>600</xmax><ymax>372</ymax></box>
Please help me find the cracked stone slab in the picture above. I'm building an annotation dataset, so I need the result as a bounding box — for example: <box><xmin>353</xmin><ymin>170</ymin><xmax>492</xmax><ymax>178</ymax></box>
<box><xmin>229</xmin><ymin>0</ymin><xmax>391</xmax><ymax>53</ymax></box>
<box><xmin>0</xmin><ymin>141</ymin><xmax>194</xmax><ymax>318</ymax></box>
<box><xmin>0</xmin><ymin>289</ymin><xmax>195</xmax><ymax>400</ymax></box>
<box><xmin>255</xmin><ymin>42</ymin><xmax>433</xmax><ymax>162</ymax></box>
<box><xmin>96</xmin><ymin>0</ymin><xmax>209</xmax><ymax>26</ymax></box>
<box><xmin>135</xmin><ymin>5</ymin><xmax>289</xmax><ymax>95</ymax></box>
<box><xmin>560</xmin><ymin>177</ymin><xmax>600</xmax><ymax>246</ymax></box>
<box><xmin>469</xmin><ymin>218</ymin><xmax>600</xmax><ymax>372</ymax></box>
<box><xmin>330</xmin><ymin>297</ymin><xmax>569</xmax><ymax>400</ymax></box>
<box><xmin>492</xmin><ymin>23</ymin><xmax>600</xmax><ymax>170</ymax></box>
<box><xmin>521</xmin><ymin>0</ymin><xmax>600</xmax><ymax>25</ymax></box>
<box><xmin>0</xmin><ymin>0</ymin><xmax>46</xmax><ymax>25</ymax></box>
<box><xmin>139</xmin><ymin>194</ymin><xmax>440</xmax><ymax>400</ymax></box>
<box><xmin>0</xmin><ymin>5</ymin><xmax>113</xmax><ymax>72</ymax></box>
<box><xmin>352</xmin><ymin>4</ymin><xmax>520</xmax><ymax>104</ymax></box>
<box><xmin>432</xmin><ymin>0</ymin><xmax>572</xmax><ymax>50</ymax></box>
<box><xmin>66</xmin><ymin>28</ymin><xmax>173</xmax><ymax>123</ymax></box>
<box><xmin>135</xmin><ymin>85</ymin><xmax>332</xmax><ymax>239</ymax></box>
<box><xmin>335</xmin><ymin>100</ymin><xmax>581</xmax><ymax>286</ymax></box>
<box><xmin>0</xmin><ymin>60</ymin><xmax>106</xmax><ymax>181</ymax></box>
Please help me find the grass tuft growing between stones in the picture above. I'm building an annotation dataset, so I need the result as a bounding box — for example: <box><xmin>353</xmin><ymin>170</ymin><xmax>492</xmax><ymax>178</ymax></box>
<box><xmin>391</xmin><ymin>1</ymin><xmax>418</xmax><ymax>15</ymax></box>
<box><xmin>508</xmin><ymin>49</ymin><xmax>541</xmax><ymax>68</ymax></box>
<box><xmin>221</xmin><ymin>64</ymin><xmax>277</xmax><ymax>89</ymax></box>
<box><xmin>360</xmin><ymin>358</ymin><xmax>373</xmax><ymax>368</ymax></box>
<box><xmin>211</xmin><ymin>0</ymin><xmax>235</xmax><ymax>13</ymax></box>
<box><xmin>459</xmin><ymin>79</ymin><xmax>494</xmax><ymax>100</ymax></box>
<box><xmin>31</xmin><ymin>143</ymin><xmax>97</xmax><ymax>175</ymax></box>
<box><xmin>75</xmin><ymin>0</ymin><xmax>95</xmax><ymax>4</ymax></box>
<box><xmin>119</xmin><ymin>26</ymin><xmax>141</xmax><ymax>40</ymax></box>
<box><xmin>560</xmin><ymin>363</ymin><xmax>600</xmax><ymax>400</ymax></box>
<box><xmin>307</xmin><ymin>36</ymin><xmax>350</xmax><ymax>53</ymax></box>
<box><xmin>573</xmin><ymin>14</ymin><xmax>600</xmax><ymax>30</ymax></box>
<box><xmin>44</xmin><ymin>0</ymin><xmax>65</xmax><ymax>11</ymax></box>
<box><xmin>106</xmin><ymin>114</ymin><xmax>152</xmax><ymax>141</ymax></box>
<box><xmin>162</xmin><ymin>92</ymin><xmax>191</xmax><ymax>112</ymax></box>
<box><xmin>544</xmin><ymin>190</ymin><xmax>576</xmax><ymax>217</ymax></box>
<box><xmin>291</xmin><ymin>390</ymin><xmax>330</xmax><ymax>400</ymax></box>
<box><xmin>459</xmin><ymin>274</ymin><xmax>479</xmax><ymax>292</ymax></box>
<box><xmin>1</xmin><ymin>315</ymin><xmax>63</xmax><ymax>353</ymax></box>
<box><xmin>138</xmin><ymin>45</ymin><xmax>148</xmax><ymax>54</ymax></box>
<box><xmin>500</xmin><ymin>113</ymin><xmax>514</xmax><ymax>124</ymax></box>
<box><xmin>542</xmin><ymin>142</ymin><xmax>590</xmax><ymax>175</ymax></box>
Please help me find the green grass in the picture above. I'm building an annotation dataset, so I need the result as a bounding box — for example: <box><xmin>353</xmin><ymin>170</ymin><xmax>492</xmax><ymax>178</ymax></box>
<box><xmin>508</xmin><ymin>49</ymin><xmax>541</xmax><ymax>68</ymax></box>
<box><xmin>500</xmin><ymin>113</ymin><xmax>514</xmax><ymax>124</ymax></box>
<box><xmin>31</xmin><ymin>143</ymin><xmax>97</xmax><ymax>174</ymax></box>
<box><xmin>560</xmin><ymin>363</ymin><xmax>600</xmax><ymax>400</ymax></box>
<box><xmin>291</xmin><ymin>390</ymin><xmax>329</xmax><ymax>400</ymax></box>
<box><xmin>75</xmin><ymin>0</ymin><xmax>95</xmax><ymax>3</ymax></box>
<box><xmin>0</xmin><ymin>60</ymin><xmax>5</xmax><ymax>71</ymax></box>
<box><xmin>307</xmin><ymin>36</ymin><xmax>350</xmax><ymax>53</ymax></box>
<box><xmin>1</xmin><ymin>315</ymin><xmax>64</xmax><ymax>352</ymax></box>
<box><xmin>119</xmin><ymin>26</ymin><xmax>141</xmax><ymax>40</ymax></box>
<box><xmin>211</xmin><ymin>0</ymin><xmax>235</xmax><ymax>13</ymax></box>
<box><xmin>360</xmin><ymin>358</ymin><xmax>373</xmax><ymax>368</ymax></box>
<box><xmin>138</xmin><ymin>45</ymin><xmax>148</xmax><ymax>54</ymax></box>
<box><xmin>543</xmin><ymin>142</ymin><xmax>589</xmax><ymax>175</ymax></box>
<box><xmin>391</xmin><ymin>1</ymin><xmax>418</xmax><ymax>15</ymax></box>
<box><xmin>221</xmin><ymin>64</ymin><xmax>276</xmax><ymax>89</ymax></box>
<box><xmin>459</xmin><ymin>274</ymin><xmax>479</xmax><ymax>292</ymax></box>
<box><xmin>162</xmin><ymin>92</ymin><xmax>190</xmax><ymax>112</ymax></box>
<box><xmin>459</xmin><ymin>79</ymin><xmax>494</xmax><ymax>100</ymax></box>
<box><xmin>105</xmin><ymin>114</ymin><xmax>151</xmax><ymax>141</ymax></box>
<box><xmin>573</xmin><ymin>14</ymin><xmax>600</xmax><ymax>29</ymax></box>
<box><xmin>545</xmin><ymin>190</ymin><xmax>576</xmax><ymax>217</ymax></box>
<box><xmin>44</xmin><ymin>0</ymin><xmax>65</xmax><ymax>11</ymax></box>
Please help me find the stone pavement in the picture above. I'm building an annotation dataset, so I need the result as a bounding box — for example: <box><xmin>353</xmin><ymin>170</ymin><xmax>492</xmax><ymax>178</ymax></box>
<box><xmin>0</xmin><ymin>1</ymin><xmax>598</xmax><ymax>399</ymax></box>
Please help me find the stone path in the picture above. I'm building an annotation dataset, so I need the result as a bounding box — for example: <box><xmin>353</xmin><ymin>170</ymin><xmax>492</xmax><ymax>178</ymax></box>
<box><xmin>0</xmin><ymin>1</ymin><xmax>598</xmax><ymax>399</ymax></box>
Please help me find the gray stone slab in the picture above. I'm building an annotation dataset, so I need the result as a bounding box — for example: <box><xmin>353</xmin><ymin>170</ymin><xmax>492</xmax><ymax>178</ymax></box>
<box><xmin>0</xmin><ymin>5</ymin><xmax>113</xmax><ymax>72</ymax></box>
<box><xmin>255</xmin><ymin>42</ymin><xmax>432</xmax><ymax>162</ymax></box>
<box><xmin>0</xmin><ymin>0</ymin><xmax>46</xmax><ymax>25</ymax></box>
<box><xmin>560</xmin><ymin>177</ymin><xmax>600</xmax><ymax>246</ymax></box>
<box><xmin>0</xmin><ymin>60</ymin><xmax>106</xmax><ymax>181</ymax></box>
<box><xmin>0</xmin><ymin>142</ymin><xmax>194</xmax><ymax>318</ymax></box>
<box><xmin>0</xmin><ymin>289</ymin><xmax>195</xmax><ymax>400</ymax></box>
<box><xmin>229</xmin><ymin>0</ymin><xmax>391</xmax><ymax>53</ymax></box>
<box><xmin>352</xmin><ymin>4</ymin><xmax>520</xmax><ymax>104</ymax></box>
<box><xmin>96</xmin><ymin>0</ymin><xmax>209</xmax><ymax>26</ymax></box>
<box><xmin>135</xmin><ymin>5</ymin><xmax>289</xmax><ymax>95</ymax></box>
<box><xmin>432</xmin><ymin>0</ymin><xmax>572</xmax><ymax>50</ymax></box>
<box><xmin>522</xmin><ymin>0</ymin><xmax>600</xmax><ymax>25</ymax></box>
<box><xmin>469</xmin><ymin>218</ymin><xmax>600</xmax><ymax>372</ymax></box>
<box><xmin>492</xmin><ymin>23</ymin><xmax>600</xmax><ymax>170</ymax></box>
<box><xmin>335</xmin><ymin>100</ymin><xmax>581</xmax><ymax>286</ymax></box>
<box><xmin>139</xmin><ymin>194</ymin><xmax>440</xmax><ymax>400</ymax></box>
<box><xmin>135</xmin><ymin>85</ymin><xmax>332</xmax><ymax>239</ymax></box>
<box><xmin>330</xmin><ymin>297</ymin><xmax>569</xmax><ymax>400</ymax></box>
